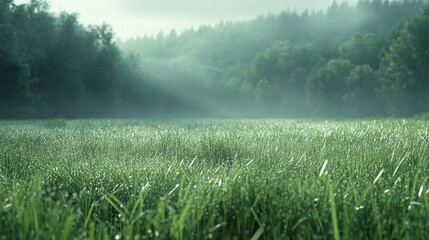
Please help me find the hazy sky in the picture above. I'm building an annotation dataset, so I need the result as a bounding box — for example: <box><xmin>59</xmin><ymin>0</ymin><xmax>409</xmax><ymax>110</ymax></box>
<box><xmin>14</xmin><ymin>0</ymin><xmax>358</xmax><ymax>40</ymax></box>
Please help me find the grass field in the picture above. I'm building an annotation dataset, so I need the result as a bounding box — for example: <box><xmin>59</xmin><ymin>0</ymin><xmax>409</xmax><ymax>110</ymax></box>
<box><xmin>0</xmin><ymin>119</ymin><xmax>428</xmax><ymax>239</ymax></box>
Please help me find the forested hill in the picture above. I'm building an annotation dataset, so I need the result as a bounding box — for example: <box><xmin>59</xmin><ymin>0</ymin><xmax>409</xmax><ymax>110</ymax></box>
<box><xmin>1</xmin><ymin>0</ymin><xmax>429</xmax><ymax>118</ymax></box>
<box><xmin>121</xmin><ymin>0</ymin><xmax>424</xmax><ymax>68</ymax></box>
<box><xmin>119</xmin><ymin>0</ymin><xmax>429</xmax><ymax>118</ymax></box>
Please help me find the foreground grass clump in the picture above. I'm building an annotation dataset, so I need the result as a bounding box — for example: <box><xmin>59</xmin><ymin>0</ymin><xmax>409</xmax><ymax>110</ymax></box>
<box><xmin>0</xmin><ymin>119</ymin><xmax>428</xmax><ymax>239</ymax></box>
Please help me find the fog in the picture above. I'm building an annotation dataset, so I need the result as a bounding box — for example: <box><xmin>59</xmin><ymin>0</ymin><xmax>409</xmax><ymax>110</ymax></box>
<box><xmin>14</xmin><ymin>0</ymin><xmax>358</xmax><ymax>39</ymax></box>
<box><xmin>2</xmin><ymin>0</ymin><xmax>428</xmax><ymax>119</ymax></box>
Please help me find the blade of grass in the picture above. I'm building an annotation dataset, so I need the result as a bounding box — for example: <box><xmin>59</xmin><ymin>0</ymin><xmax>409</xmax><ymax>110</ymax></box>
<box><xmin>329</xmin><ymin>182</ymin><xmax>340</xmax><ymax>240</ymax></box>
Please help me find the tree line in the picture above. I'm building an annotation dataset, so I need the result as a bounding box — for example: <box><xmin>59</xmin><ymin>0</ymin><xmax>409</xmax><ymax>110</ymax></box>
<box><xmin>0</xmin><ymin>0</ymin><xmax>169</xmax><ymax>118</ymax></box>
<box><xmin>1</xmin><ymin>0</ymin><xmax>428</xmax><ymax>118</ymax></box>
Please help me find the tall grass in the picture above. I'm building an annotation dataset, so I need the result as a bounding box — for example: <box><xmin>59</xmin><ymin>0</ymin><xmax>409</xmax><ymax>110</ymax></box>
<box><xmin>0</xmin><ymin>119</ymin><xmax>428</xmax><ymax>239</ymax></box>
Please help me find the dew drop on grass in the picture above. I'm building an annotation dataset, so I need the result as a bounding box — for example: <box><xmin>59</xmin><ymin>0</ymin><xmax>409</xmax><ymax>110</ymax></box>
<box><xmin>319</xmin><ymin>160</ymin><xmax>328</xmax><ymax>177</ymax></box>
<box><xmin>355</xmin><ymin>206</ymin><xmax>364</xmax><ymax>211</ymax></box>
<box><xmin>3</xmin><ymin>203</ymin><xmax>12</xmax><ymax>211</ymax></box>
<box><xmin>373</xmin><ymin>169</ymin><xmax>384</xmax><ymax>184</ymax></box>
<box><xmin>418</xmin><ymin>185</ymin><xmax>424</xmax><ymax>197</ymax></box>
<box><xmin>115</xmin><ymin>235</ymin><xmax>120</xmax><ymax>240</ymax></box>
<box><xmin>408</xmin><ymin>201</ymin><xmax>424</xmax><ymax>211</ymax></box>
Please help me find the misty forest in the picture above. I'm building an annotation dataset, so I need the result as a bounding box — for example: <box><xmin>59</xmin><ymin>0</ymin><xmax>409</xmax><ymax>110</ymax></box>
<box><xmin>1</xmin><ymin>0</ymin><xmax>428</xmax><ymax>118</ymax></box>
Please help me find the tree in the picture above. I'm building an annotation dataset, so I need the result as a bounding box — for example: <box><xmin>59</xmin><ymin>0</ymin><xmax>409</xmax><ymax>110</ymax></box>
<box><xmin>305</xmin><ymin>59</ymin><xmax>354</xmax><ymax>116</ymax></box>
<box><xmin>38</xmin><ymin>13</ymin><xmax>91</xmax><ymax>117</ymax></box>
<box><xmin>380</xmin><ymin>5</ymin><xmax>429</xmax><ymax>116</ymax></box>
<box><xmin>0</xmin><ymin>0</ymin><xmax>38</xmax><ymax>118</ymax></box>
<box><xmin>343</xmin><ymin>65</ymin><xmax>383</xmax><ymax>116</ymax></box>
<box><xmin>340</xmin><ymin>33</ymin><xmax>384</xmax><ymax>69</ymax></box>
<box><xmin>83</xmin><ymin>24</ymin><xmax>121</xmax><ymax>116</ymax></box>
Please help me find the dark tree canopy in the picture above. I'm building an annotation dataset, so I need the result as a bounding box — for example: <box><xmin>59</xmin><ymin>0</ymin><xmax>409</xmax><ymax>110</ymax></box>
<box><xmin>380</xmin><ymin>5</ymin><xmax>429</xmax><ymax>116</ymax></box>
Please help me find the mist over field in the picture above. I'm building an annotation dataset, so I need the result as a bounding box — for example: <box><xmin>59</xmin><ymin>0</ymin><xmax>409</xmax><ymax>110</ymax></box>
<box><xmin>1</xmin><ymin>0</ymin><xmax>429</xmax><ymax>118</ymax></box>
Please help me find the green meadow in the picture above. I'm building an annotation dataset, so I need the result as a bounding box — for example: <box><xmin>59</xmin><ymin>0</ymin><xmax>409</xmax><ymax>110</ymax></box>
<box><xmin>0</xmin><ymin>119</ymin><xmax>428</xmax><ymax>239</ymax></box>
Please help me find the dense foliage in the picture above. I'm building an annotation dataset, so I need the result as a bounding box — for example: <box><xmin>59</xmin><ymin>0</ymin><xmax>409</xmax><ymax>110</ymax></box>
<box><xmin>121</xmin><ymin>0</ymin><xmax>429</xmax><ymax>117</ymax></box>
<box><xmin>0</xmin><ymin>119</ymin><xmax>428</xmax><ymax>239</ymax></box>
<box><xmin>0</xmin><ymin>0</ymin><xmax>167</xmax><ymax>118</ymax></box>
<box><xmin>1</xmin><ymin>0</ymin><xmax>428</xmax><ymax>118</ymax></box>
